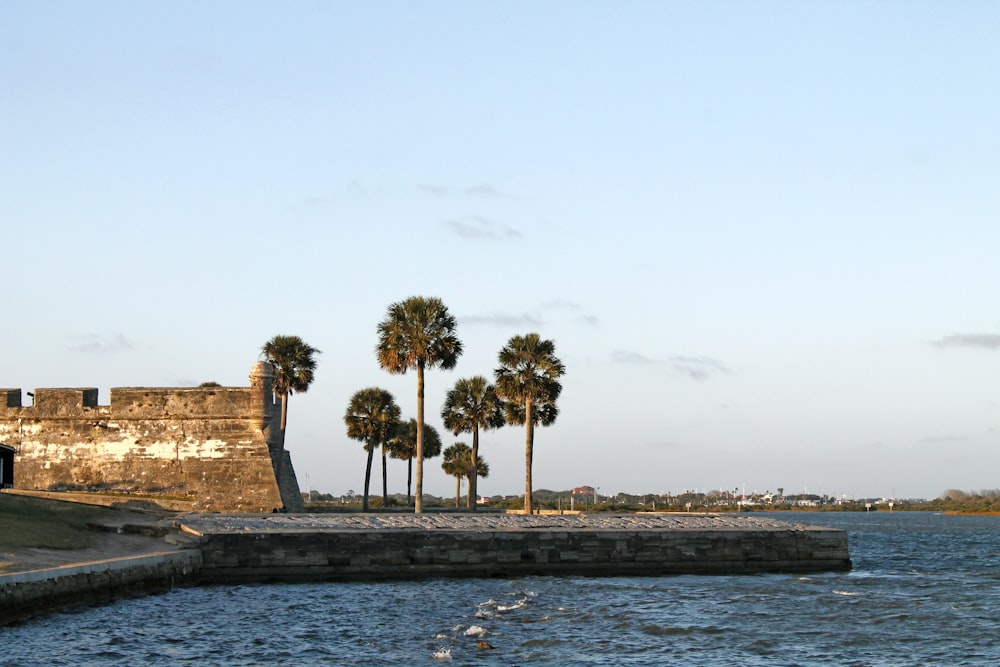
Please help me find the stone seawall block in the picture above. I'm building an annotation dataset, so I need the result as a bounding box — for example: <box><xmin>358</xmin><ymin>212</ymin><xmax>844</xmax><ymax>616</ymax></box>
<box><xmin>193</xmin><ymin>522</ymin><xmax>850</xmax><ymax>583</ymax></box>
<box><xmin>0</xmin><ymin>551</ymin><xmax>202</xmax><ymax>626</ymax></box>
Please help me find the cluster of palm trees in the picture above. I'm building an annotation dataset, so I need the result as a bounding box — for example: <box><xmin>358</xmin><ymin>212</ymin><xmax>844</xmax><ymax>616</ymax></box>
<box><xmin>365</xmin><ymin>296</ymin><xmax>565</xmax><ymax>514</ymax></box>
<box><xmin>261</xmin><ymin>295</ymin><xmax>566</xmax><ymax>515</ymax></box>
<box><xmin>441</xmin><ymin>441</ymin><xmax>489</xmax><ymax>508</ymax></box>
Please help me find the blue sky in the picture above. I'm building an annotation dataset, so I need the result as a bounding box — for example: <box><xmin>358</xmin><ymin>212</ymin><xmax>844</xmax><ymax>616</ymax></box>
<box><xmin>3</xmin><ymin>1</ymin><xmax>997</xmax><ymax>500</ymax></box>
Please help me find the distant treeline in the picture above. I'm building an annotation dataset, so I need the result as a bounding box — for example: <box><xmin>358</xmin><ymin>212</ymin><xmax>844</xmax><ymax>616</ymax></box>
<box><xmin>302</xmin><ymin>488</ymin><xmax>1000</xmax><ymax>514</ymax></box>
<box><xmin>919</xmin><ymin>489</ymin><xmax>1000</xmax><ymax>514</ymax></box>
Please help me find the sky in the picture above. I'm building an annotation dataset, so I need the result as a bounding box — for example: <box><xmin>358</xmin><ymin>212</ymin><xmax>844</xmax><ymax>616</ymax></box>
<box><xmin>2</xmin><ymin>1</ymin><xmax>998</xmax><ymax>501</ymax></box>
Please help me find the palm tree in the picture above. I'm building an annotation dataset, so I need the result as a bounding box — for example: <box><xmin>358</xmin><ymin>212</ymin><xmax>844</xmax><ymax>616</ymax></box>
<box><xmin>494</xmin><ymin>333</ymin><xmax>565</xmax><ymax>515</ymax></box>
<box><xmin>376</xmin><ymin>296</ymin><xmax>462</xmax><ymax>513</ymax></box>
<box><xmin>441</xmin><ymin>376</ymin><xmax>505</xmax><ymax>511</ymax></box>
<box><xmin>344</xmin><ymin>387</ymin><xmax>401</xmax><ymax>512</ymax></box>
<box><xmin>261</xmin><ymin>335</ymin><xmax>321</xmax><ymax>442</ymax></box>
<box><xmin>441</xmin><ymin>442</ymin><xmax>489</xmax><ymax>508</ymax></box>
<box><xmin>386</xmin><ymin>418</ymin><xmax>442</xmax><ymax>507</ymax></box>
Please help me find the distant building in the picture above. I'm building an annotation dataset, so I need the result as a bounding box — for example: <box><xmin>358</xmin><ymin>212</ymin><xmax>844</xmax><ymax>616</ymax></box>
<box><xmin>0</xmin><ymin>361</ymin><xmax>303</xmax><ymax>513</ymax></box>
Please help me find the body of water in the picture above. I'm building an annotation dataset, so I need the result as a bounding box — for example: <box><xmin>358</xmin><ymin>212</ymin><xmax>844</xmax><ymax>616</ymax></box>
<box><xmin>3</xmin><ymin>512</ymin><xmax>999</xmax><ymax>665</ymax></box>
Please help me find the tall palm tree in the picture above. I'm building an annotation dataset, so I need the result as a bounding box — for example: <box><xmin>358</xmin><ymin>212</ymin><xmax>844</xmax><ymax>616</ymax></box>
<box><xmin>344</xmin><ymin>387</ymin><xmax>401</xmax><ymax>512</ymax></box>
<box><xmin>261</xmin><ymin>335</ymin><xmax>321</xmax><ymax>441</ymax></box>
<box><xmin>441</xmin><ymin>442</ymin><xmax>489</xmax><ymax>508</ymax></box>
<box><xmin>376</xmin><ymin>296</ymin><xmax>462</xmax><ymax>513</ymax></box>
<box><xmin>494</xmin><ymin>333</ymin><xmax>565</xmax><ymax>515</ymax></box>
<box><xmin>441</xmin><ymin>376</ymin><xmax>505</xmax><ymax>511</ymax></box>
<box><xmin>386</xmin><ymin>418</ymin><xmax>443</xmax><ymax>507</ymax></box>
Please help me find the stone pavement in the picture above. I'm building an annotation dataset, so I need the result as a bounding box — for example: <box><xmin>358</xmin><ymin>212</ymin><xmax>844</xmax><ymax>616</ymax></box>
<box><xmin>178</xmin><ymin>512</ymin><xmax>811</xmax><ymax>535</ymax></box>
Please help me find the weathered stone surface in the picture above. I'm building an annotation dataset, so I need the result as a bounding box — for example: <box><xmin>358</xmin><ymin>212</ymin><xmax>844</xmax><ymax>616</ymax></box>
<box><xmin>181</xmin><ymin>513</ymin><xmax>852</xmax><ymax>582</ymax></box>
<box><xmin>0</xmin><ymin>363</ymin><xmax>303</xmax><ymax>513</ymax></box>
<box><xmin>0</xmin><ymin>550</ymin><xmax>202</xmax><ymax>627</ymax></box>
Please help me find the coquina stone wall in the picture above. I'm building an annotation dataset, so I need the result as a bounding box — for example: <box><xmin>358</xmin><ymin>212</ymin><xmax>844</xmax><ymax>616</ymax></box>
<box><xmin>0</xmin><ymin>551</ymin><xmax>202</xmax><ymax>627</ymax></box>
<box><xmin>186</xmin><ymin>516</ymin><xmax>852</xmax><ymax>582</ymax></box>
<box><xmin>0</xmin><ymin>363</ymin><xmax>303</xmax><ymax>513</ymax></box>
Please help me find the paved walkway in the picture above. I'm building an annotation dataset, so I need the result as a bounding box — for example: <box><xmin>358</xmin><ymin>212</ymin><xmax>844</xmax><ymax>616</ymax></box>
<box><xmin>178</xmin><ymin>512</ymin><xmax>812</xmax><ymax>535</ymax></box>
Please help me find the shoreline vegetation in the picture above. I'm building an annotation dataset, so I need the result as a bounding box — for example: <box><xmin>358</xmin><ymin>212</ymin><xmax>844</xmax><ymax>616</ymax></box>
<box><xmin>303</xmin><ymin>487</ymin><xmax>1000</xmax><ymax>516</ymax></box>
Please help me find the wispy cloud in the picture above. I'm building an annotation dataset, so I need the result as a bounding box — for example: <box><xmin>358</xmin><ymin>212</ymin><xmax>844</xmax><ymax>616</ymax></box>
<box><xmin>612</xmin><ymin>349</ymin><xmax>657</xmax><ymax>365</ymax></box>
<box><xmin>542</xmin><ymin>299</ymin><xmax>582</xmax><ymax>310</ymax></box>
<box><xmin>611</xmin><ymin>350</ymin><xmax>729</xmax><ymax>379</ymax></box>
<box><xmin>443</xmin><ymin>216</ymin><xmax>520</xmax><ymax>239</ymax></box>
<box><xmin>67</xmin><ymin>333</ymin><xmax>134</xmax><ymax>354</ymax></box>
<box><xmin>461</xmin><ymin>312</ymin><xmax>545</xmax><ymax>328</ymax></box>
<box><xmin>348</xmin><ymin>178</ymin><xmax>386</xmax><ymax>196</ymax></box>
<box><xmin>420</xmin><ymin>183</ymin><xmax>503</xmax><ymax>197</ymax></box>
<box><xmin>466</xmin><ymin>183</ymin><xmax>499</xmax><ymax>196</ymax></box>
<box><xmin>539</xmin><ymin>299</ymin><xmax>599</xmax><ymax>326</ymax></box>
<box><xmin>671</xmin><ymin>355</ymin><xmax>730</xmax><ymax>380</ymax></box>
<box><xmin>930</xmin><ymin>334</ymin><xmax>1000</xmax><ymax>350</ymax></box>
<box><xmin>419</xmin><ymin>183</ymin><xmax>449</xmax><ymax>197</ymax></box>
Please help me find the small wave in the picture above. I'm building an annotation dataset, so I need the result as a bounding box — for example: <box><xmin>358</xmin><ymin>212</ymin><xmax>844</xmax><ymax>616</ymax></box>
<box><xmin>475</xmin><ymin>610</ymin><xmax>500</xmax><ymax>620</ymax></box>
<box><xmin>641</xmin><ymin>625</ymin><xmax>695</xmax><ymax>637</ymax></box>
<box><xmin>431</xmin><ymin>647</ymin><xmax>452</xmax><ymax>660</ymax></box>
<box><xmin>521</xmin><ymin>638</ymin><xmax>564</xmax><ymax>648</ymax></box>
<box><xmin>833</xmin><ymin>590</ymin><xmax>862</xmax><ymax>597</ymax></box>
<box><xmin>498</xmin><ymin>598</ymin><xmax>529</xmax><ymax>612</ymax></box>
<box><xmin>478</xmin><ymin>599</ymin><xmax>498</xmax><ymax>608</ymax></box>
<box><xmin>464</xmin><ymin>625</ymin><xmax>488</xmax><ymax>637</ymax></box>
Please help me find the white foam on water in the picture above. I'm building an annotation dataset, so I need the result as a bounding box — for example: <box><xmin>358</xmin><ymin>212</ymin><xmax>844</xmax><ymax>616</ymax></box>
<box><xmin>464</xmin><ymin>625</ymin><xmax>488</xmax><ymax>637</ymax></box>
<box><xmin>832</xmin><ymin>590</ymin><xmax>862</xmax><ymax>597</ymax></box>
<box><xmin>431</xmin><ymin>647</ymin><xmax>452</xmax><ymax>660</ymax></box>
<box><xmin>497</xmin><ymin>599</ymin><xmax>528</xmax><ymax>612</ymax></box>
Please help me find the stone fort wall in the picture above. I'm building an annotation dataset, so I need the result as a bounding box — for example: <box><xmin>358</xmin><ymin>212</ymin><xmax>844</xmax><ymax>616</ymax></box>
<box><xmin>0</xmin><ymin>362</ymin><xmax>303</xmax><ymax>513</ymax></box>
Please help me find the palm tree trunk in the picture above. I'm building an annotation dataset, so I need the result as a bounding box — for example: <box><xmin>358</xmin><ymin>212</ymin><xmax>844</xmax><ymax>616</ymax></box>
<box><xmin>363</xmin><ymin>443</ymin><xmax>374</xmax><ymax>513</ymax></box>
<box><xmin>415</xmin><ymin>362</ymin><xmax>425</xmax><ymax>514</ymax></box>
<box><xmin>279</xmin><ymin>394</ymin><xmax>289</xmax><ymax>446</ymax></box>
<box><xmin>524</xmin><ymin>397</ymin><xmax>534</xmax><ymax>514</ymax></box>
<box><xmin>468</xmin><ymin>427</ymin><xmax>479</xmax><ymax>511</ymax></box>
<box><xmin>407</xmin><ymin>458</ymin><xmax>413</xmax><ymax>507</ymax></box>
<box><xmin>381</xmin><ymin>444</ymin><xmax>389</xmax><ymax>507</ymax></box>
<box><xmin>455</xmin><ymin>475</ymin><xmax>461</xmax><ymax>508</ymax></box>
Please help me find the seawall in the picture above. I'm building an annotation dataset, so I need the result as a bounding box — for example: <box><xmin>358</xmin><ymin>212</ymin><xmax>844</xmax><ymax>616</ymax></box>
<box><xmin>183</xmin><ymin>513</ymin><xmax>851</xmax><ymax>583</ymax></box>
<box><xmin>1</xmin><ymin>513</ymin><xmax>851</xmax><ymax>626</ymax></box>
<box><xmin>0</xmin><ymin>550</ymin><xmax>202</xmax><ymax>626</ymax></box>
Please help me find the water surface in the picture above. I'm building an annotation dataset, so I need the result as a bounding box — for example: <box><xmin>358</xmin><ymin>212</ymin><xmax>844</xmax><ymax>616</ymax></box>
<box><xmin>4</xmin><ymin>512</ymin><xmax>998</xmax><ymax>665</ymax></box>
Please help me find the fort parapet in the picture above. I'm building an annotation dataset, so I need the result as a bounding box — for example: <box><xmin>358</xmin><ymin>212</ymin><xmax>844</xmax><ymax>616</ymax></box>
<box><xmin>0</xmin><ymin>363</ymin><xmax>303</xmax><ymax>513</ymax></box>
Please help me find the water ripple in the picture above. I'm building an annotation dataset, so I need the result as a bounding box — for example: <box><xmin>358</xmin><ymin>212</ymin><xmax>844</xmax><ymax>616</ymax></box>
<box><xmin>3</xmin><ymin>513</ymin><xmax>1000</xmax><ymax>666</ymax></box>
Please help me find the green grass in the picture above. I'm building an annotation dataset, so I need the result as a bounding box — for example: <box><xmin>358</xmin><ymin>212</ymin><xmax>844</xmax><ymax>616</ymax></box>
<box><xmin>0</xmin><ymin>494</ymin><xmax>119</xmax><ymax>549</ymax></box>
